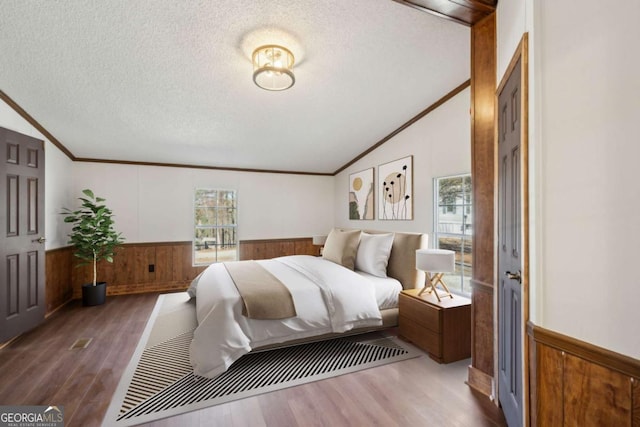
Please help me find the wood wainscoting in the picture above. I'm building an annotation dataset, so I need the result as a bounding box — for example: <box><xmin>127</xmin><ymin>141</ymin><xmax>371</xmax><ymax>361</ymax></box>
<box><xmin>240</xmin><ymin>237</ymin><xmax>318</xmax><ymax>260</ymax></box>
<box><xmin>45</xmin><ymin>237</ymin><xmax>317</xmax><ymax>314</ymax></box>
<box><xmin>70</xmin><ymin>242</ymin><xmax>207</xmax><ymax>299</ymax></box>
<box><xmin>44</xmin><ymin>246</ymin><xmax>74</xmax><ymax>316</ymax></box>
<box><xmin>529</xmin><ymin>322</ymin><xmax>640</xmax><ymax>426</ymax></box>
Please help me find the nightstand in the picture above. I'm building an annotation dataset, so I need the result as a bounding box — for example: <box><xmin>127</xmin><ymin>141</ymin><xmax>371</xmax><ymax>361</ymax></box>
<box><xmin>398</xmin><ymin>288</ymin><xmax>471</xmax><ymax>363</ymax></box>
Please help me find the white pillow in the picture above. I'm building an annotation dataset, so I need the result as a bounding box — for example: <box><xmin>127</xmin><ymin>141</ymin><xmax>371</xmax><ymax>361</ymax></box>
<box><xmin>355</xmin><ymin>233</ymin><xmax>394</xmax><ymax>278</ymax></box>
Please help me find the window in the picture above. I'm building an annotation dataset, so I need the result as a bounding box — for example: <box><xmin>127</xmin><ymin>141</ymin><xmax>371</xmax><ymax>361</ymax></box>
<box><xmin>194</xmin><ymin>189</ymin><xmax>237</xmax><ymax>265</ymax></box>
<box><xmin>434</xmin><ymin>174</ymin><xmax>472</xmax><ymax>296</ymax></box>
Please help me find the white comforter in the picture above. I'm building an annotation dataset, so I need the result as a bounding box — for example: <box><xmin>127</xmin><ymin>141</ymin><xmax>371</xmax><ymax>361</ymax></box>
<box><xmin>188</xmin><ymin>255</ymin><xmax>383</xmax><ymax>378</ymax></box>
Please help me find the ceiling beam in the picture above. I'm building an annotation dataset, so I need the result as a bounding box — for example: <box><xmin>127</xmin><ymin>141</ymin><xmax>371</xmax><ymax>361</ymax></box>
<box><xmin>392</xmin><ymin>0</ymin><xmax>497</xmax><ymax>27</ymax></box>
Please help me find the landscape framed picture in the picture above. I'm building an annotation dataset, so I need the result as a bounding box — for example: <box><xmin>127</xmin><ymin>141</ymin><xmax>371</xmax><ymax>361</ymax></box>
<box><xmin>349</xmin><ymin>168</ymin><xmax>374</xmax><ymax>220</ymax></box>
<box><xmin>378</xmin><ymin>156</ymin><xmax>413</xmax><ymax>220</ymax></box>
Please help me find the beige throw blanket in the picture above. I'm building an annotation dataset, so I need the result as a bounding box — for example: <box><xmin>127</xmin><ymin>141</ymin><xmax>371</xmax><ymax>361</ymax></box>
<box><xmin>224</xmin><ymin>261</ymin><xmax>297</xmax><ymax>320</ymax></box>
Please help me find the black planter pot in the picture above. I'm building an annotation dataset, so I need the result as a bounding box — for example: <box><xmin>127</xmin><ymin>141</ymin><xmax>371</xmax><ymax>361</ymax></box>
<box><xmin>82</xmin><ymin>282</ymin><xmax>107</xmax><ymax>306</ymax></box>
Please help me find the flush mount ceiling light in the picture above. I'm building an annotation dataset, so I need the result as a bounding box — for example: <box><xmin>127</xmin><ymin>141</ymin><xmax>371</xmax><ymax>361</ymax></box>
<box><xmin>252</xmin><ymin>45</ymin><xmax>295</xmax><ymax>91</ymax></box>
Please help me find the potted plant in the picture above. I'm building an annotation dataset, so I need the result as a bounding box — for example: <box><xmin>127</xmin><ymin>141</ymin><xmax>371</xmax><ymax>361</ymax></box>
<box><xmin>63</xmin><ymin>189</ymin><xmax>124</xmax><ymax>306</ymax></box>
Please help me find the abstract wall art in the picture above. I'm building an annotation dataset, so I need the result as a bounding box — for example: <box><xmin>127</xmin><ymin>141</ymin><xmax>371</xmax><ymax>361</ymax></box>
<box><xmin>349</xmin><ymin>168</ymin><xmax>374</xmax><ymax>220</ymax></box>
<box><xmin>378</xmin><ymin>156</ymin><xmax>413</xmax><ymax>220</ymax></box>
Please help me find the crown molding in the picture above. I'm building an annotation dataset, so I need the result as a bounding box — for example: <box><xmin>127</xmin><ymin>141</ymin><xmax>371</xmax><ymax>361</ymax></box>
<box><xmin>0</xmin><ymin>90</ymin><xmax>75</xmax><ymax>160</ymax></box>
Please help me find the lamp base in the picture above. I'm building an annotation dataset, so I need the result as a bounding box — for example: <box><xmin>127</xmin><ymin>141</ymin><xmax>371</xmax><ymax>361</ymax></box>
<box><xmin>418</xmin><ymin>272</ymin><xmax>453</xmax><ymax>302</ymax></box>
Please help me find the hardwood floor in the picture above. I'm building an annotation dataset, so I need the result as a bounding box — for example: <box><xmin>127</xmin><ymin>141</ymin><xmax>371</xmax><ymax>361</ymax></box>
<box><xmin>0</xmin><ymin>293</ymin><xmax>506</xmax><ymax>427</ymax></box>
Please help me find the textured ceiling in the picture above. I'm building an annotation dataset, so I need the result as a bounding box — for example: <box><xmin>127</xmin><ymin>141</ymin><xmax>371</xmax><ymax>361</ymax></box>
<box><xmin>0</xmin><ymin>0</ymin><xmax>469</xmax><ymax>174</ymax></box>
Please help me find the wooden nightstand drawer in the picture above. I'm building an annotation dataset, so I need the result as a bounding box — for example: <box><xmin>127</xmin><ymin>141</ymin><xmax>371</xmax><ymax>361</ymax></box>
<box><xmin>398</xmin><ymin>289</ymin><xmax>471</xmax><ymax>363</ymax></box>
<box><xmin>398</xmin><ymin>315</ymin><xmax>441</xmax><ymax>358</ymax></box>
<box><xmin>398</xmin><ymin>291</ymin><xmax>441</xmax><ymax>333</ymax></box>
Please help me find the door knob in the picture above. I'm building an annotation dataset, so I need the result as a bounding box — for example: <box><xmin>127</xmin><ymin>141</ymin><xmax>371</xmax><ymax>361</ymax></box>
<box><xmin>505</xmin><ymin>270</ymin><xmax>521</xmax><ymax>283</ymax></box>
<box><xmin>32</xmin><ymin>236</ymin><xmax>46</xmax><ymax>244</ymax></box>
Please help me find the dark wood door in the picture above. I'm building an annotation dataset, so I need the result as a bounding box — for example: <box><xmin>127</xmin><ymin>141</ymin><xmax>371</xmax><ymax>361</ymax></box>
<box><xmin>497</xmin><ymin>59</ymin><xmax>523</xmax><ymax>427</ymax></box>
<box><xmin>0</xmin><ymin>127</ymin><xmax>45</xmax><ymax>342</ymax></box>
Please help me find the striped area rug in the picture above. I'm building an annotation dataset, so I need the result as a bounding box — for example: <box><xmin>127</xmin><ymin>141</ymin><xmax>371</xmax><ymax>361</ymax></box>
<box><xmin>104</xmin><ymin>293</ymin><xmax>420</xmax><ymax>426</ymax></box>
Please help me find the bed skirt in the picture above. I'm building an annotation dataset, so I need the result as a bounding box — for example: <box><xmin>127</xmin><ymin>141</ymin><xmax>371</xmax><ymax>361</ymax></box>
<box><xmin>252</xmin><ymin>307</ymin><xmax>398</xmax><ymax>351</ymax></box>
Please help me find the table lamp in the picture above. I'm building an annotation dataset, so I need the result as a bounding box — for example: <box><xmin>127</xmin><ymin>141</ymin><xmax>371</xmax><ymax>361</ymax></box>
<box><xmin>415</xmin><ymin>249</ymin><xmax>455</xmax><ymax>301</ymax></box>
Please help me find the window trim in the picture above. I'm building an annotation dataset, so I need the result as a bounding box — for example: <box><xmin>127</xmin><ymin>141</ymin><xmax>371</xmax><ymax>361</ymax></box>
<box><xmin>193</xmin><ymin>188</ymin><xmax>238</xmax><ymax>266</ymax></box>
<box><xmin>433</xmin><ymin>173</ymin><xmax>472</xmax><ymax>297</ymax></box>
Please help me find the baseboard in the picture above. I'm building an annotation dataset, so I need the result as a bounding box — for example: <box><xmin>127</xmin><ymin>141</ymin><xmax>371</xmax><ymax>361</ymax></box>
<box><xmin>45</xmin><ymin>297</ymin><xmax>73</xmax><ymax>318</ymax></box>
<box><xmin>466</xmin><ymin>365</ymin><xmax>494</xmax><ymax>400</ymax></box>
<box><xmin>0</xmin><ymin>334</ymin><xmax>22</xmax><ymax>350</ymax></box>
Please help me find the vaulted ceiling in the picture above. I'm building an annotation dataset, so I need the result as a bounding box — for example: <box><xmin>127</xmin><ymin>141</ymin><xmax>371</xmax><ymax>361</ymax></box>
<box><xmin>0</xmin><ymin>0</ymin><xmax>475</xmax><ymax>174</ymax></box>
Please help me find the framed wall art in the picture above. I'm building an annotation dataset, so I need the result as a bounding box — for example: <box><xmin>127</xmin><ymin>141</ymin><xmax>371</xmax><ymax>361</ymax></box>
<box><xmin>349</xmin><ymin>168</ymin><xmax>374</xmax><ymax>220</ymax></box>
<box><xmin>378</xmin><ymin>156</ymin><xmax>413</xmax><ymax>220</ymax></box>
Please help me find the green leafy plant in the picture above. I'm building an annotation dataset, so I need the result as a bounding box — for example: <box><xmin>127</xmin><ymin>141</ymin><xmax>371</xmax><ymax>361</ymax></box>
<box><xmin>62</xmin><ymin>189</ymin><xmax>124</xmax><ymax>286</ymax></box>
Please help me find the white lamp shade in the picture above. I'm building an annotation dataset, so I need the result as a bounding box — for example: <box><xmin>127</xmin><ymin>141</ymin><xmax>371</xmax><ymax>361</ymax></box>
<box><xmin>416</xmin><ymin>249</ymin><xmax>455</xmax><ymax>273</ymax></box>
<box><xmin>312</xmin><ymin>235</ymin><xmax>327</xmax><ymax>246</ymax></box>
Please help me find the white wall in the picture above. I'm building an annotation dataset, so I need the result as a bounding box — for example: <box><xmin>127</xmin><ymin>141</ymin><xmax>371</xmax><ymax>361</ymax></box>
<box><xmin>498</xmin><ymin>0</ymin><xmax>640</xmax><ymax>359</ymax></box>
<box><xmin>71</xmin><ymin>162</ymin><xmax>335</xmax><ymax>243</ymax></box>
<box><xmin>0</xmin><ymin>99</ymin><xmax>74</xmax><ymax>250</ymax></box>
<box><xmin>334</xmin><ymin>87</ymin><xmax>471</xmax><ymax>242</ymax></box>
<box><xmin>5</xmin><ymin>84</ymin><xmax>468</xmax><ymax>255</ymax></box>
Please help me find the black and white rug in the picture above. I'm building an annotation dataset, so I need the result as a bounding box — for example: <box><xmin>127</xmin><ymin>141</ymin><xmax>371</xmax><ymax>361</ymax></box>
<box><xmin>103</xmin><ymin>293</ymin><xmax>420</xmax><ymax>426</ymax></box>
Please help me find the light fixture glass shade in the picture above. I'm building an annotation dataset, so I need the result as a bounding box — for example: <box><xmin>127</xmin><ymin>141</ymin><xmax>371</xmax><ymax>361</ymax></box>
<box><xmin>416</xmin><ymin>249</ymin><xmax>455</xmax><ymax>273</ymax></box>
<box><xmin>252</xmin><ymin>45</ymin><xmax>295</xmax><ymax>91</ymax></box>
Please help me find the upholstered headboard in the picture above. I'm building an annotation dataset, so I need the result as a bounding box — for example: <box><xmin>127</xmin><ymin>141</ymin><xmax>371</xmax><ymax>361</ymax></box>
<box><xmin>366</xmin><ymin>230</ymin><xmax>428</xmax><ymax>290</ymax></box>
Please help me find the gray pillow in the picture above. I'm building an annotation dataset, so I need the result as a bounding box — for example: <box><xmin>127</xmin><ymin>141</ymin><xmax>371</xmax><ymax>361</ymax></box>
<box><xmin>322</xmin><ymin>228</ymin><xmax>362</xmax><ymax>270</ymax></box>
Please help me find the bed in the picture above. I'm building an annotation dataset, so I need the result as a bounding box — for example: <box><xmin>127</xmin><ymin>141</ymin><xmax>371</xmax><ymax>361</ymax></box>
<box><xmin>188</xmin><ymin>229</ymin><xmax>428</xmax><ymax>378</ymax></box>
